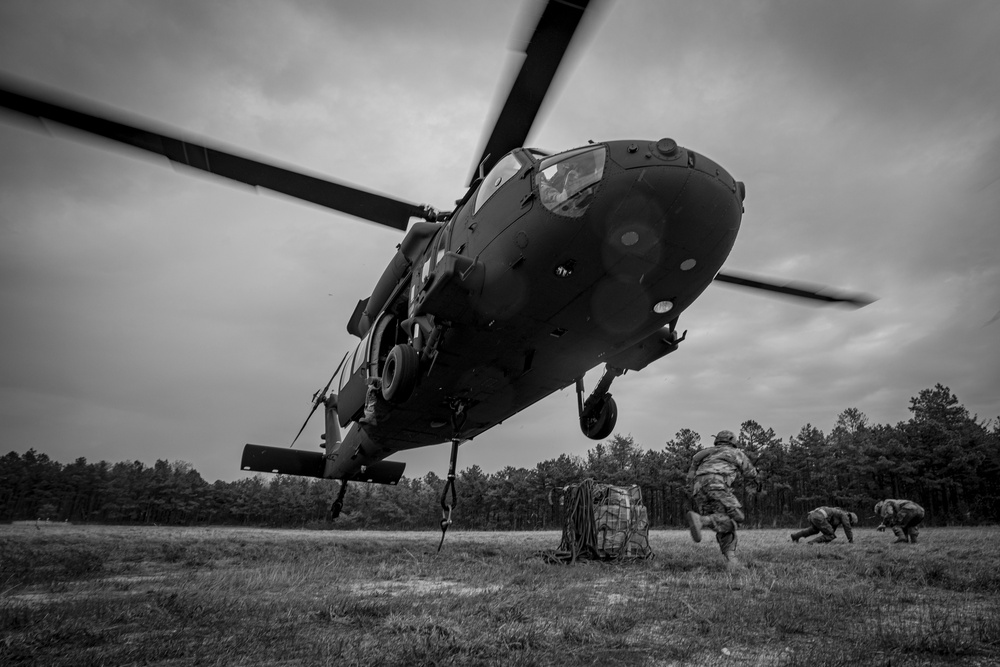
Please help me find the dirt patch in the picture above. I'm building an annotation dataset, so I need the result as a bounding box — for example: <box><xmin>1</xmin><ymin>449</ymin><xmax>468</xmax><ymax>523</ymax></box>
<box><xmin>3</xmin><ymin>573</ymin><xmax>171</xmax><ymax>606</ymax></box>
<box><xmin>351</xmin><ymin>577</ymin><xmax>503</xmax><ymax>597</ymax></box>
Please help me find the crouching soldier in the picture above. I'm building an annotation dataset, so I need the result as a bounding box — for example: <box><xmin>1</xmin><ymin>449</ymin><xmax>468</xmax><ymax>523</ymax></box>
<box><xmin>791</xmin><ymin>507</ymin><xmax>857</xmax><ymax>544</ymax></box>
<box><xmin>685</xmin><ymin>430</ymin><xmax>758</xmax><ymax>567</ymax></box>
<box><xmin>875</xmin><ymin>499</ymin><xmax>924</xmax><ymax>543</ymax></box>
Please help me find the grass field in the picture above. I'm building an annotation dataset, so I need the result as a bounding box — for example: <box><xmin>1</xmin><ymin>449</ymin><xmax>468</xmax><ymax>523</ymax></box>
<box><xmin>2</xmin><ymin>523</ymin><xmax>998</xmax><ymax>666</ymax></box>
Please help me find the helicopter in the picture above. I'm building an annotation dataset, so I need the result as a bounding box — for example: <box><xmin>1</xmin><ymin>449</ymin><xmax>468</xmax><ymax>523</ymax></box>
<box><xmin>0</xmin><ymin>0</ymin><xmax>872</xmax><ymax>531</ymax></box>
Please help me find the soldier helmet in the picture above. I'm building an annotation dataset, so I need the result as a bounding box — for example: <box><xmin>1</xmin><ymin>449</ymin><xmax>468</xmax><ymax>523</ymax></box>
<box><xmin>874</xmin><ymin>501</ymin><xmax>884</xmax><ymax>515</ymax></box>
<box><xmin>847</xmin><ymin>512</ymin><xmax>858</xmax><ymax>526</ymax></box>
<box><xmin>713</xmin><ymin>430</ymin><xmax>737</xmax><ymax>445</ymax></box>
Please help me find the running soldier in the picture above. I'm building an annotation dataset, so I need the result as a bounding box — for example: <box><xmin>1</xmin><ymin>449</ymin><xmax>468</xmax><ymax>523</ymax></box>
<box><xmin>875</xmin><ymin>499</ymin><xmax>925</xmax><ymax>543</ymax></box>
<box><xmin>790</xmin><ymin>506</ymin><xmax>857</xmax><ymax>544</ymax></box>
<box><xmin>685</xmin><ymin>430</ymin><xmax>759</xmax><ymax>567</ymax></box>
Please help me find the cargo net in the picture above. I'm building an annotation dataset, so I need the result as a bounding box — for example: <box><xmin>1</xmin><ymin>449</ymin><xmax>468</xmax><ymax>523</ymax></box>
<box><xmin>542</xmin><ymin>479</ymin><xmax>653</xmax><ymax>563</ymax></box>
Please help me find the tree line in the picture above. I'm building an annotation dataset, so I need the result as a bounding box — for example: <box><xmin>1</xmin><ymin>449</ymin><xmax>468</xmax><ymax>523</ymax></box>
<box><xmin>3</xmin><ymin>384</ymin><xmax>997</xmax><ymax>529</ymax></box>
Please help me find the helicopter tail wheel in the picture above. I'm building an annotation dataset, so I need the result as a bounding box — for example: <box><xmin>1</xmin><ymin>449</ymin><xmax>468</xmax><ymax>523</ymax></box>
<box><xmin>381</xmin><ymin>344</ymin><xmax>419</xmax><ymax>403</ymax></box>
<box><xmin>581</xmin><ymin>395</ymin><xmax>617</xmax><ymax>440</ymax></box>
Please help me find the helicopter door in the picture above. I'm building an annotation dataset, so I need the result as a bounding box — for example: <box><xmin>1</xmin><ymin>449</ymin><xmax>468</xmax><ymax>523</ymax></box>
<box><xmin>369</xmin><ymin>312</ymin><xmax>400</xmax><ymax>380</ymax></box>
<box><xmin>336</xmin><ymin>312</ymin><xmax>399</xmax><ymax>428</ymax></box>
<box><xmin>336</xmin><ymin>331</ymin><xmax>372</xmax><ymax>428</ymax></box>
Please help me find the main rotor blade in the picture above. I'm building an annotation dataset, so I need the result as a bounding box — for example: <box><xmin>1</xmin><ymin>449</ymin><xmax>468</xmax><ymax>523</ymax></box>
<box><xmin>714</xmin><ymin>270</ymin><xmax>875</xmax><ymax>308</ymax></box>
<box><xmin>0</xmin><ymin>75</ymin><xmax>428</xmax><ymax>231</ymax></box>
<box><xmin>468</xmin><ymin>0</ymin><xmax>595</xmax><ymax>186</ymax></box>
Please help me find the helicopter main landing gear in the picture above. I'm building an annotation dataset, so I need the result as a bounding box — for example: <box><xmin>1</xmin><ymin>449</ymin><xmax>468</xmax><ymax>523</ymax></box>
<box><xmin>576</xmin><ymin>364</ymin><xmax>623</xmax><ymax>440</ymax></box>
<box><xmin>381</xmin><ymin>344</ymin><xmax>420</xmax><ymax>402</ymax></box>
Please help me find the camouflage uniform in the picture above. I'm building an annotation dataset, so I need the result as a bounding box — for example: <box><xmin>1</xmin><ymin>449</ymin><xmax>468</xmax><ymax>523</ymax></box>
<box><xmin>360</xmin><ymin>377</ymin><xmax>388</xmax><ymax>427</ymax></box>
<box><xmin>685</xmin><ymin>431</ymin><xmax>758</xmax><ymax>563</ymax></box>
<box><xmin>790</xmin><ymin>507</ymin><xmax>857</xmax><ymax>544</ymax></box>
<box><xmin>875</xmin><ymin>499</ymin><xmax>924</xmax><ymax>543</ymax></box>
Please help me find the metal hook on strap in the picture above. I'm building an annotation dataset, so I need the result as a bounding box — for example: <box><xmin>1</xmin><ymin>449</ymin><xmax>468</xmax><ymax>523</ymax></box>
<box><xmin>437</xmin><ymin>438</ymin><xmax>460</xmax><ymax>552</ymax></box>
<box><xmin>331</xmin><ymin>480</ymin><xmax>348</xmax><ymax>519</ymax></box>
<box><xmin>436</xmin><ymin>398</ymin><xmax>469</xmax><ymax>552</ymax></box>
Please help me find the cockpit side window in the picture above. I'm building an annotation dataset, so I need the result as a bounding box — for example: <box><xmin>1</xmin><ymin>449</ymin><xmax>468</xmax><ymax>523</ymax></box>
<box><xmin>473</xmin><ymin>152</ymin><xmax>525</xmax><ymax>214</ymax></box>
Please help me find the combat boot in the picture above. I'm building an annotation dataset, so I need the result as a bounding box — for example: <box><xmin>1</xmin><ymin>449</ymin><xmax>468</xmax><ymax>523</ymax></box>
<box><xmin>723</xmin><ymin>551</ymin><xmax>744</xmax><ymax>571</ymax></box>
<box><xmin>686</xmin><ymin>511</ymin><xmax>702</xmax><ymax>543</ymax></box>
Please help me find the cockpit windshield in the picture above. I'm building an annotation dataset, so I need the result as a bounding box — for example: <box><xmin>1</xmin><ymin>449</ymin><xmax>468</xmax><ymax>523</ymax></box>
<box><xmin>474</xmin><ymin>152</ymin><xmax>527</xmax><ymax>214</ymax></box>
<box><xmin>535</xmin><ymin>145</ymin><xmax>606</xmax><ymax>218</ymax></box>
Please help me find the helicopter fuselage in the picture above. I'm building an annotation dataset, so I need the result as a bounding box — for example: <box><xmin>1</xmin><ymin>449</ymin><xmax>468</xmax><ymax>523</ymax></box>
<box><xmin>317</xmin><ymin>137</ymin><xmax>744</xmax><ymax>481</ymax></box>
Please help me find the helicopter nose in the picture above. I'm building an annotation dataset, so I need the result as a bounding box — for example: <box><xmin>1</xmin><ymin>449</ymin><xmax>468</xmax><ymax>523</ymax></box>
<box><xmin>598</xmin><ymin>147</ymin><xmax>743</xmax><ymax>282</ymax></box>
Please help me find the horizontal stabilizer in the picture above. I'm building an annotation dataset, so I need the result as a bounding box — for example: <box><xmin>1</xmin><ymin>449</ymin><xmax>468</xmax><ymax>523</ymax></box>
<box><xmin>241</xmin><ymin>444</ymin><xmax>406</xmax><ymax>485</ymax></box>
<box><xmin>242</xmin><ymin>444</ymin><xmax>326</xmax><ymax>478</ymax></box>
<box><xmin>345</xmin><ymin>460</ymin><xmax>406</xmax><ymax>485</ymax></box>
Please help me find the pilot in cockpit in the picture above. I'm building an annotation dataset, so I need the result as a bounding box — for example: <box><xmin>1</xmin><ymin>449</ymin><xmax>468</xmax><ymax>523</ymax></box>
<box><xmin>538</xmin><ymin>150</ymin><xmax>595</xmax><ymax>206</ymax></box>
<box><xmin>539</xmin><ymin>161</ymin><xmax>573</xmax><ymax>205</ymax></box>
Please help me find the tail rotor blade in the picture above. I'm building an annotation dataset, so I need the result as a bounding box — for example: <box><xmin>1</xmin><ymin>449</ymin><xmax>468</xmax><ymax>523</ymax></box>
<box><xmin>288</xmin><ymin>401</ymin><xmax>324</xmax><ymax>451</ymax></box>
<box><xmin>289</xmin><ymin>352</ymin><xmax>350</xmax><ymax>448</ymax></box>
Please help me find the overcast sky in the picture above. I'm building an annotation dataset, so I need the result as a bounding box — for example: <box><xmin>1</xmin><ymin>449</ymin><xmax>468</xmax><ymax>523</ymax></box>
<box><xmin>1</xmin><ymin>0</ymin><xmax>997</xmax><ymax>484</ymax></box>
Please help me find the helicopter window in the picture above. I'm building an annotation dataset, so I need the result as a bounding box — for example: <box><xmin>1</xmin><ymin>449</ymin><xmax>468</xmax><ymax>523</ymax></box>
<box><xmin>350</xmin><ymin>341</ymin><xmax>362</xmax><ymax>375</ymax></box>
<box><xmin>338</xmin><ymin>350</ymin><xmax>351</xmax><ymax>392</ymax></box>
<box><xmin>535</xmin><ymin>145</ymin><xmax>606</xmax><ymax>218</ymax></box>
<box><xmin>474</xmin><ymin>152</ymin><xmax>526</xmax><ymax>214</ymax></box>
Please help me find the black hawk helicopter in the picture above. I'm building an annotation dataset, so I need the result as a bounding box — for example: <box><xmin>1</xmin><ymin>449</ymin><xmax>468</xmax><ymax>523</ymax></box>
<box><xmin>0</xmin><ymin>0</ymin><xmax>871</xmax><ymax>531</ymax></box>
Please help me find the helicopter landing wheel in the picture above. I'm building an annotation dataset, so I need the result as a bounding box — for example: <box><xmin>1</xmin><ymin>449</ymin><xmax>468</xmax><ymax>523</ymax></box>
<box><xmin>381</xmin><ymin>344</ymin><xmax>419</xmax><ymax>403</ymax></box>
<box><xmin>581</xmin><ymin>395</ymin><xmax>617</xmax><ymax>440</ymax></box>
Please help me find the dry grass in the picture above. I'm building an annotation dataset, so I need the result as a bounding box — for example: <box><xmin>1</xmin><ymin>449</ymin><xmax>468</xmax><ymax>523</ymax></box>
<box><xmin>2</xmin><ymin>523</ymin><xmax>999</xmax><ymax>665</ymax></box>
